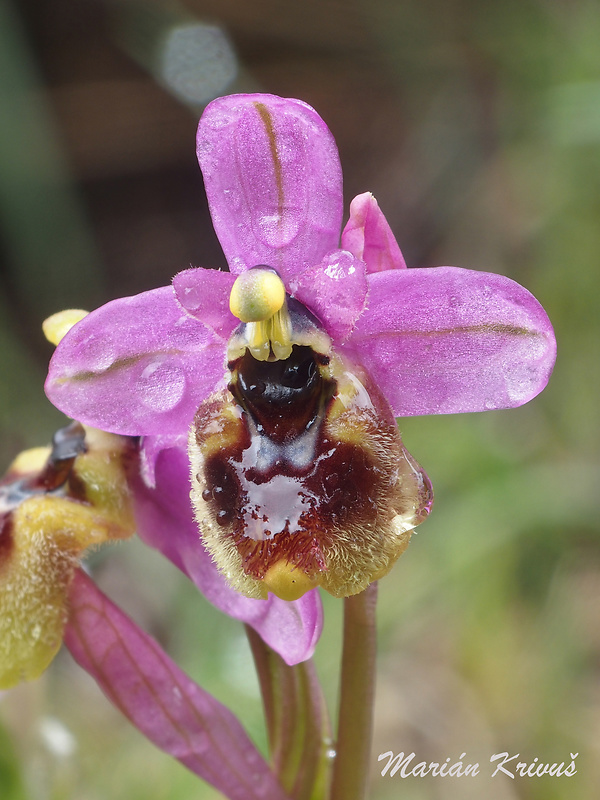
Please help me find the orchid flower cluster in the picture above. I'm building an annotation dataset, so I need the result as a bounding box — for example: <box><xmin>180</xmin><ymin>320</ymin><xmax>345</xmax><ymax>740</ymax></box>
<box><xmin>0</xmin><ymin>94</ymin><xmax>556</xmax><ymax>799</ymax></box>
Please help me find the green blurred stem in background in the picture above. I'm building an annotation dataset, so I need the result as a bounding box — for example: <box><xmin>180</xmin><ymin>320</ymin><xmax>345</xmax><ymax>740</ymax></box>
<box><xmin>0</xmin><ymin>0</ymin><xmax>105</xmax><ymax>450</ymax></box>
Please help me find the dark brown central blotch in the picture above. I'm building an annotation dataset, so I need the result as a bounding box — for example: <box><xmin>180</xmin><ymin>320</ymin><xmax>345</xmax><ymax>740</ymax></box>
<box><xmin>196</xmin><ymin>345</ymin><xmax>388</xmax><ymax>582</ymax></box>
<box><xmin>229</xmin><ymin>345</ymin><xmax>334</xmax><ymax>443</ymax></box>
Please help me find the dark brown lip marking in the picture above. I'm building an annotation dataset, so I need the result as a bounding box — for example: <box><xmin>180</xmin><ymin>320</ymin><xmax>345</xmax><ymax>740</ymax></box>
<box><xmin>254</xmin><ymin>102</ymin><xmax>284</xmax><ymax>216</ymax></box>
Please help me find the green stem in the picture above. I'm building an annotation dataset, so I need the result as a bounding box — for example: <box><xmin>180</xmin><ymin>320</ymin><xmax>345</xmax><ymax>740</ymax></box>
<box><xmin>330</xmin><ymin>582</ymin><xmax>378</xmax><ymax>800</ymax></box>
<box><xmin>246</xmin><ymin>625</ymin><xmax>332</xmax><ymax>800</ymax></box>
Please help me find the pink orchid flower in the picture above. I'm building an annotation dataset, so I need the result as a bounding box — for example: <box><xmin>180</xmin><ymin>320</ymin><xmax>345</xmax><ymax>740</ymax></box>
<box><xmin>45</xmin><ymin>93</ymin><xmax>556</xmax><ymax>664</ymax></box>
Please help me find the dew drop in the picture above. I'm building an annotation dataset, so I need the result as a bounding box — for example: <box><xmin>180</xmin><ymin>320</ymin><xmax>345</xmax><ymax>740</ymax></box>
<box><xmin>323</xmin><ymin>738</ymin><xmax>337</xmax><ymax>761</ymax></box>
<box><xmin>80</xmin><ymin>335</ymin><xmax>118</xmax><ymax>371</ymax></box>
<box><xmin>216</xmin><ymin>509</ymin><xmax>231</xmax><ymax>526</ymax></box>
<box><xmin>181</xmin><ymin>284</ymin><xmax>202</xmax><ymax>311</ymax></box>
<box><xmin>137</xmin><ymin>361</ymin><xmax>186</xmax><ymax>412</ymax></box>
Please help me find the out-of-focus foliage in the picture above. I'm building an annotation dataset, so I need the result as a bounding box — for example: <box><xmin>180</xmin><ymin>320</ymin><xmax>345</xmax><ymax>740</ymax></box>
<box><xmin>0</xmin><ymin>0</ymin><xmax>598</xmax><ymax>798</ymax></box>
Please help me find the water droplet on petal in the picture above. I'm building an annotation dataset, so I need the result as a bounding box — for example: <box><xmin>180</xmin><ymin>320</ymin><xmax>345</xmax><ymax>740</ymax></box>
<box><xmin>181</xmin><ymin>284</ymin><xmax>202</xmax><ymax>311</ymax></box>
<box><xmin>137</xmin><ymin>361</ymin><xmax>186</xmax><ymax>412</ymax></box>
<box><xmin>80</xmin><ymin>335</ymin><xmax>117</xmax><ymax>371</ymax></box>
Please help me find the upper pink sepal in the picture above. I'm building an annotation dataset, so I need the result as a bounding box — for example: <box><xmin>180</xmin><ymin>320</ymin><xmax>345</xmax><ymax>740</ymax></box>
<box><xmin>173</xmin><ymin>267</ymin><xmax>237</xmax><ymax>339</ymax></box>
<box><xmin>64</xmin><ymin>571</ymin><xmax>290</xmax><ymax>800</ymax></box>
<box><xmin>197</xmin><ymin>94</ymin><xmax>343</xmax><ymax>282</ymax></box>
<box><xmin>288</xmin><ymin>250</ymin><xmax>369</xmax><ymax>341</ymax></box>
<box><xmin>348</xmin><ymin>266</ymin><xmax>556</xmax><ymax>416</ymax></box>
<box><xmin>132</xmin><ymin>445</ymin><xmax>324</xmax><ymax>665</ymax></box>
<box><xmin>341</xmin><ymin>192</ymin><xmax>407</xmax><ymax>272</ymax></box>
<box><xmin>45</xmin><ymin>287</ymin><xmax>226</xmax><ymax>436</ymax></box>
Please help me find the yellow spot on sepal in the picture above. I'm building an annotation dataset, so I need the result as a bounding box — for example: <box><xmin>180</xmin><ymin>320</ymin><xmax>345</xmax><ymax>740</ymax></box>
<box><xmin>42</xmin><ymin>309</ymin><xmax>89</xmax><ymax>346</ymax></box>
<box><xmin>263</xmin><ymin>559</ymin><xmax>317</xmax><ymax>601</ymax></box>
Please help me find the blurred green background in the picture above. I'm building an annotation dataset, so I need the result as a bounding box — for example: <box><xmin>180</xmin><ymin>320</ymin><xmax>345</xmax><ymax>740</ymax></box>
<box><xmin>1</xmin><ymin>0</ymin><xmax>598</xmax><ymax>798</ymax></box>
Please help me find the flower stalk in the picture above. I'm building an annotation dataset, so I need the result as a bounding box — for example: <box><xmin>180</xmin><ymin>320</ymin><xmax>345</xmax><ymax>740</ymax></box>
<box><xmin>246</xmin><ymin>625</ymin><xmax>332</xmax><ymax>799</ymax></box>
<box><xmin>330</xmin><ymin>582</ymin><xmax>378</xmax><ymax>800</ymax></box>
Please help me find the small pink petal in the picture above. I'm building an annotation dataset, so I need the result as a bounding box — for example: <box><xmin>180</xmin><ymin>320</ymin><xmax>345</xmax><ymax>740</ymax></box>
<box><xmin>132</xmin><ymin>444</ymin><xmax>323</xmax><ymax>665</ymax></box>
<box><xmin>289</xmin><ymin>249</ymin><xmax>368</xmax><ymax>341</ymax></box>
<box><xmin>65</xmin><ymin>571</ymin><xmax>289</xmax><ymax>800</ymax></box>
<box><xmin>45</xmin><ymin>287</ymin><xmax>226</xmax><ymax>436</ymax></box>
<box><xmin>139</xmin><ymin>433</ymin><xmax>188</xmax><ymax>489</ymax></box>
<box><xmin>173</xmin><ymin>268</ymin><xmax>238</xmax><ymax>340</ymax></box>
<box><xmin>348</xmin><ymin>266</ymin><xmax>556</xmax><ymax>415</ymax></box>
<box><xmin>197</xmin><ymin>94</ymin><xmax>343</xmax><ymax>282</ymax></box>
<box><xmin>341</xmin><ymin>192</ymin><xmax>407</xmax><ymax>272</ymax></box>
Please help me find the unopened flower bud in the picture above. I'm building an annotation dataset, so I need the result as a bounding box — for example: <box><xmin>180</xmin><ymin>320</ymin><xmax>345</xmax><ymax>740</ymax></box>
<box><xmin>0</xmin><ymin>424</ymin><xmax>136</xmax><ymax>688</ymax></box>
